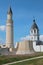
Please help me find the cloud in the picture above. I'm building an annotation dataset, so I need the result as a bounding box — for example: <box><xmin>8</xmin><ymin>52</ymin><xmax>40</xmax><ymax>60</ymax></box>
<box><xmin>20</xmin><ymin>35</ymin><xmax>30</xmax><ymax>41</ymax></box>
<box><xmin>40</xmin><ymin>35</ymin><xmax>43</xmax><ymax>41</ymax></box>
<box><xmin>0</xmin><ymin>25</ymin><xmax>5</xmax><ymax>31</ymax></box>
<box><xmin>20</xmin><ymin>35</ymin><xmax>43</xmax><ymax>41</ymax></box>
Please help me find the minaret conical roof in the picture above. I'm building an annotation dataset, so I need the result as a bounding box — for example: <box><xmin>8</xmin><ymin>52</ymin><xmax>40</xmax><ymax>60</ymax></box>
<box><xmin>7</xmin><ymin>7</ymin><xmax>12</xmax><ymax>14</ymax></box>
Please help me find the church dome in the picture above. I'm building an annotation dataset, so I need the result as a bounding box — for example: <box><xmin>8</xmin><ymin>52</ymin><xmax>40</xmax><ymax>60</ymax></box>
<box><xmin>31</xmin><ymin>19</ymin><xmax>39</xmax><ymax>30</ymax></box>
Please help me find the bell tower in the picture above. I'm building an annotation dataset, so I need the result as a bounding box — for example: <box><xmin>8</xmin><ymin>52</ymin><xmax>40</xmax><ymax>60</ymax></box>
<box><xmin>30</xmin><ymin>19</ymin><xmax>39</xmax><ymax>41</ymax></box>
<box><xmin>6</xmin><ymin>7</ymin><xmax>14</xmax><ymax>51</ymax></box>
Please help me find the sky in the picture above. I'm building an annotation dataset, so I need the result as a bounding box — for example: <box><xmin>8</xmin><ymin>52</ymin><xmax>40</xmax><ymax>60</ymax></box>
<box><xmin>0</xmin><ymin>0</ymin><xmax>43</xmax><ymax>45</ymax></box>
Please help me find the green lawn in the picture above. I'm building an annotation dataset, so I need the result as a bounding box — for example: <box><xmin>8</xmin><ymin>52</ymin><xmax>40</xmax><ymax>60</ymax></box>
<box><xmin>0</xmin><ymin>52</ymin><xmax>43</xmax><ymax>65</ymax></box>
<box><xmin>11</xmin><ymin>58</ymin><xmax>43</xmax><ymax>65</ymax></box>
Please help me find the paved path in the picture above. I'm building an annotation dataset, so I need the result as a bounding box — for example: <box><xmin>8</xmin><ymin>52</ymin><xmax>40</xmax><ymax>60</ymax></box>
<box><xmin>3</xmin><ymin>56</ymin><xmax>43</xmax><ymax>65</ymax></box>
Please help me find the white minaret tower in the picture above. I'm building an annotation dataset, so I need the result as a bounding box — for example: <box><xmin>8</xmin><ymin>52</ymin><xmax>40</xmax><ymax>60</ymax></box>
<box><xmin>6</xmin><ymin>7</ymin><xmax>14</xmax><ymax>51</ymax></box>
<box><xmin>30</xmin><ymin>19</ymin><xmax>39</xmax><ymax>41</ymax></box>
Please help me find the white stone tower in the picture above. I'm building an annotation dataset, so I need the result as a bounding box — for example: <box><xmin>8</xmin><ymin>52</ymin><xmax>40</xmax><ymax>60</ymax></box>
<box><xmin>30</xmin><ymin>19</ymin><xmax>39</xmax><ymax>41</ymax></box>
<box><xmin>6</xmin><ymin>7</ymin><xmax>14</xmax><ymax>51</ymax></box>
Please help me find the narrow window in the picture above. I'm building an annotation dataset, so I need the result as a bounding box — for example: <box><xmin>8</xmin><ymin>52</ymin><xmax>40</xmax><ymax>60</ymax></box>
<box><xmin>34</xmin><ymin>29</ymin><xmax>36</xmax><ymax>33</ymax></box>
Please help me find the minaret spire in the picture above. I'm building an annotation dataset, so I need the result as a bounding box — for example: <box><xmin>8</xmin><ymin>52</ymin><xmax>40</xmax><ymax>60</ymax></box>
<box><xmin>7</xmin><ymin>6</ymin><xmax>12</xmax><ymax>14</ymax></box>
<box><xmin>7</xmin><ymin>6</ymin><xmax>13</xmax><ymax>20</ymax></box>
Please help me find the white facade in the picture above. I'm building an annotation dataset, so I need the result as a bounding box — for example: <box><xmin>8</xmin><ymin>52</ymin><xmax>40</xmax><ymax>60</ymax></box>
<box><xmin>33</xmin><ymin>41</ymin><xmax>43</xmax><ymax>52</ymax></box>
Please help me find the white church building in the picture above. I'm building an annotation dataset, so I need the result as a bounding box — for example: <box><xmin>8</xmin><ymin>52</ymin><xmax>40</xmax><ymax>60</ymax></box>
<box><xmin>29</xmin><ymin>19</ymin><xmax>43</xmax><ymax>52</ymax></box>
<box><xmin>0</xmin><ymin>7</ymin><xmax>43</xmax><ymax>55</ymax></box>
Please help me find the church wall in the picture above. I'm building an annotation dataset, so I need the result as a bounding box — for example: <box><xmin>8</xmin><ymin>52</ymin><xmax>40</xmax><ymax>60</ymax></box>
<box><xmin>40</xmin><ymin>45</ymin><xmax>43</xmax><ymax>52</ymax></box>
<box><xmin>33</xmin><ymin>41</ymin><xmax>43</xmax><ymax>52</ymax></box>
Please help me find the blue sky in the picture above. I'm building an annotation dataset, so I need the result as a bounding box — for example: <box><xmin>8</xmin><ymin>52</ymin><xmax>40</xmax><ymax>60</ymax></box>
<box><xmin>0</xmin><ymin>0</ymin><xmax>43</xmax><ymax>45</ymax></box>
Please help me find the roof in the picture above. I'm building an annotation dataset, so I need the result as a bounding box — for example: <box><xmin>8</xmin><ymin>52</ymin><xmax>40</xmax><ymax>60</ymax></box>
<box><xmin>31</xmin><ymin>19</ymin><xmax>39</xmax><ymax>30</ymax></box>
<box><xmin>7</xmin><ymin>7</ymin><xmax>12</xmax><ymax>14</ymax></box>
<box><xmin>36</xmin><ymin>41</ymin><xmax>43</xmax><ymax>45</ymax></box>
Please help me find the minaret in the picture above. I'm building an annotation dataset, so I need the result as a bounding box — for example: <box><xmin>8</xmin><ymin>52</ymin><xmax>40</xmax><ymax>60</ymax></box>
<box><xmin>6</xmin><ymin>7</ymin><xmax>14</xmax><ymax>51</ymax></box>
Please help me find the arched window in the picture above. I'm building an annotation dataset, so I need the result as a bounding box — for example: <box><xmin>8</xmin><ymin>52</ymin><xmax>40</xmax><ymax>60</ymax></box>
<box><xmin>34</xmin><ymin>29</ymin><xmax>36</xmax><ymax>33</ymax></box>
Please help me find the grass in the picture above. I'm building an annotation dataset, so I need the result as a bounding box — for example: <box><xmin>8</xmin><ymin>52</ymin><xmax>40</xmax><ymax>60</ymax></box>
<box><xmin>0</xmin><ymin>52</ymin><xmax>43</xmax><ymax>65</ymax></box>
<box><xmin>10</xmin><ymin>58</ymin><xmax>43</xmax><ymax>65</ymax></box>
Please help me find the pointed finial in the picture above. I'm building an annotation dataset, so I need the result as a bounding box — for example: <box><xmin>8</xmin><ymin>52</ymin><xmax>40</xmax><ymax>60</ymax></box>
<box><xmin>33</xmin><ymin>19</ymin><xmax>35</xmax><ymax>23</ymax></box>
<box><xmin>33</xmin><ymin>16</ymin><xmax>35</xmax><ymax>23</ymax></box>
